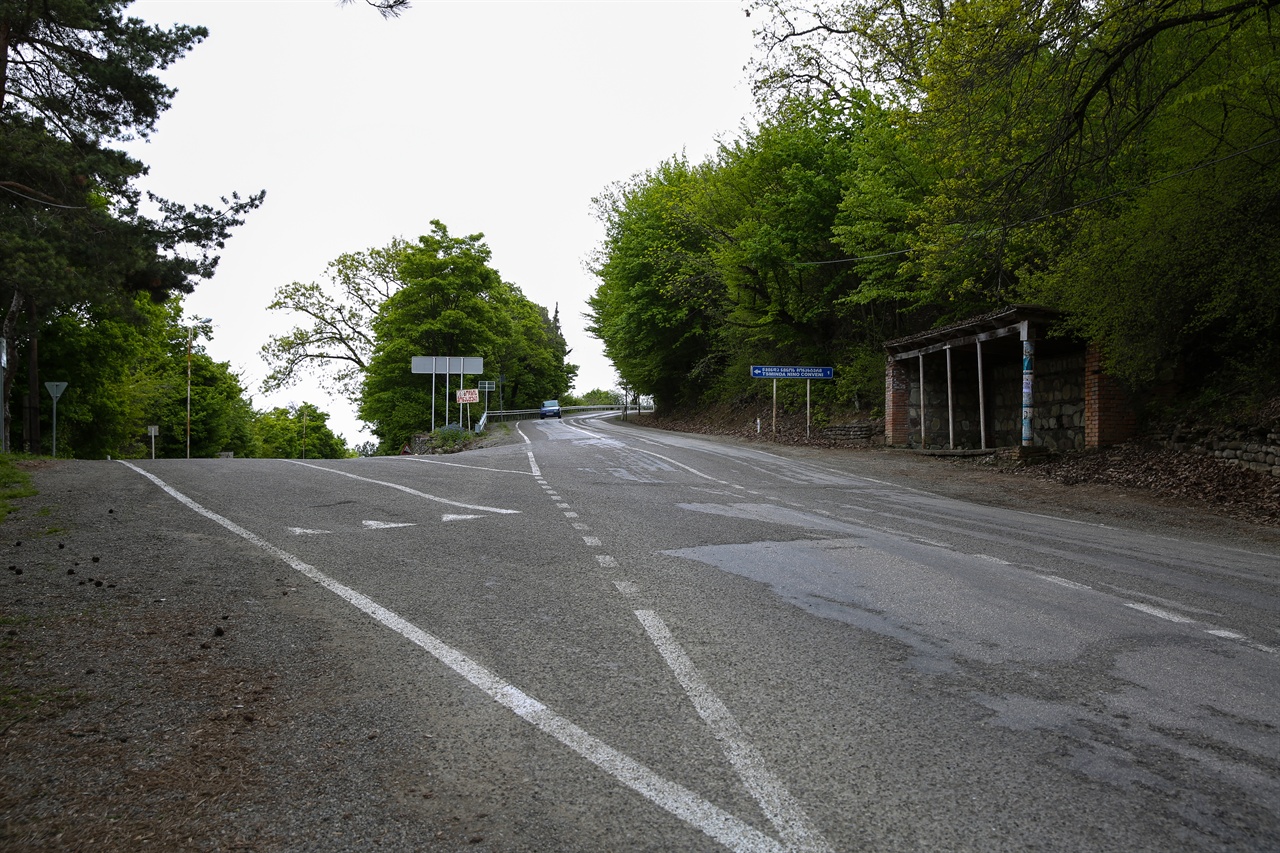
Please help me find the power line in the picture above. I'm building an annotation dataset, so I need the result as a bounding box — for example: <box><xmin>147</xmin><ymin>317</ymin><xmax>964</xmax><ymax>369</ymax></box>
<box><xmin>0</xmin><ymin>182</ymin><xmax>87</xmax><ymax>210</ymax></box>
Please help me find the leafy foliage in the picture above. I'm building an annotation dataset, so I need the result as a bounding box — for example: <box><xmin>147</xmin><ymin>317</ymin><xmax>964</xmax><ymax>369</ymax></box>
<box><xmin>14</xmin><ymin>295</ymin><xmax>266</xmax><ymax>458</ymax></box>
<box><xmin>261</xmin><ymin>239</ymin><xmax>408</xmax><ymax>398</ymax></box>
<box><xmin>255</xmin><ymin>403</ymin><xmax>348</xmax><ymax>459</ymax></box>
<box><xmin>592</xmin><ymin>0</ymin><xmax>1280</xmax><ymax>419</ymax></box>
<box><xmin>1</xmin><ymin>1</ymin><xmax>262</xmax><ymax>449</ymax></box>
<box><xmin>358</xmin><ymin>221</ymin><xmax>576</xmax><ymax>452</ymax></box>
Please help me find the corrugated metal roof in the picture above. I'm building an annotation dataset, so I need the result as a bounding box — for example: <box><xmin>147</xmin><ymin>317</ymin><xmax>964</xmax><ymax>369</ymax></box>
<box><xmin>884</xmin><ymin>305</ymin><xmax>1060</xmax><ymax>352</ymax></box>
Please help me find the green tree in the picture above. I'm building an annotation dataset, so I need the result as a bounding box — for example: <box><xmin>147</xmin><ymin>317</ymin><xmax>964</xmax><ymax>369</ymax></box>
<box><xmin>751</xmin><ymin>0</ymin><xmax>1280</xmax><ymax>407</ymax></box>
<box><xmin>359</xmin><ymin>221</ymin><xmax>573</xmax><ymax>451</ymax></box>
<box><xmin>588</xmin><ymin>157</ymin><xmax>727</xmax><ymax>410</ymax></box>
<box><xmin>589</xmin><ymin>97</ymin><xmax>922</xmax><ymax>413</ymax></box>
<box><xmin>579</xmin><ymin>388</ymin><xmax>619</xmax><ymax>406</ymax></box>
<box><xmin>255</xmin><ymin>403</ymin><xmax>348</xmax><ymax>459</ymax></box>
<box><xmin>1</xmin><ymin>1</ymin><xmax>262</xmax><ymax>451</ymax></box>
<box><xmin>16</xmin><ymin>295</ymin><xmax>261</xmax><ymax>458</ymax></box>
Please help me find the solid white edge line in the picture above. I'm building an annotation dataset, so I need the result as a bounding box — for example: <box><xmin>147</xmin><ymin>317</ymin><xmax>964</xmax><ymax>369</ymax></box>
<box><xmin>635</xmin><ymin>610</ymin><xmax>834</xmax><ymax>853</ymax></box>
<box><xmin>118</xmin><ymin>461</ymin><xmax>784</xmax><ymax>853</ymax></box>
<box><xmin>286</xmin><ymin>459</ymin><xmax>519</xmax><ymax>514</ymax></box>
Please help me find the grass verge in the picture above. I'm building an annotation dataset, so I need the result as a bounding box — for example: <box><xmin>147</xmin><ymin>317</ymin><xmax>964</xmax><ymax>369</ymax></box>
<box><xmin>0</xmin><ymin>455</ymin><xmax>37</xmax><ymax>523</ymax></box>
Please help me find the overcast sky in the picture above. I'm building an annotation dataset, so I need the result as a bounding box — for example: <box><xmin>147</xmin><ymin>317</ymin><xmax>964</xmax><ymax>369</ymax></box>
<box><xmin>125</xmin><ymin>0</ymin><xmax>760</xmax><ymax>445</ymax></box>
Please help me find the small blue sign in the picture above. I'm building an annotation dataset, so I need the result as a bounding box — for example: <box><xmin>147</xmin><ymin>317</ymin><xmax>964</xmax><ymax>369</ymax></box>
<box><xmin>751</xmin><ymin>365</ymin><xmax>834</xmax><ymax>380</ymax></box>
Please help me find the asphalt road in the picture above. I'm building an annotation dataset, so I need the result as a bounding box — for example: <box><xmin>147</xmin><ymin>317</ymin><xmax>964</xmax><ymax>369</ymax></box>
<box><xmin>114</xmin><ymin>413</ymin><xmax>1280</xmax><ymax>851</ymax></box>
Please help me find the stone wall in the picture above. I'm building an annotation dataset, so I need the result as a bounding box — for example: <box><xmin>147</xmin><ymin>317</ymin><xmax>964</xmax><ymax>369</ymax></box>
<box><xmin>1157</xmin><ymin>429</ymin><xmax>1280</xmax><ymax>478</ymax></box>
<box><xmin>987</xmin><ymin>352</ymin><xmax>1086</xmax><ymax>452</ymax></box>
<box><xmin>820</xmin><ymin>419</ymin><xmax>886</xmax><ymax>444</ymax></box>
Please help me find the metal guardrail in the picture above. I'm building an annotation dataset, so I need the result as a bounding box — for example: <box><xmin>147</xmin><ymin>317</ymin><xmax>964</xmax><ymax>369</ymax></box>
<box><xmin>475</xmin><ymin>404</ymin><xmax>652</xmax><ymax>433</ymax></box>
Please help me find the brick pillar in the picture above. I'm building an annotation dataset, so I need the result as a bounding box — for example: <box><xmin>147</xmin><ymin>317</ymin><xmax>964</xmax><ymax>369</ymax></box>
<box><xmin>885</xmin><ymin>357</ymin><xmax>911</xmax><ymax>446</ymax></box>
<box><xmin>1084</xmin><ymin>346</ymin><xmax>1138</xmax><ymax>448</ymax></box>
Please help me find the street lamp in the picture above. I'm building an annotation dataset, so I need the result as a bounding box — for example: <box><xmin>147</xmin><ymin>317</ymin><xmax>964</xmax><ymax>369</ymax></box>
<box><xmin>187</xmin><ymin>317</ymin><xmax>212</xmax><ymax>459</ymax></box>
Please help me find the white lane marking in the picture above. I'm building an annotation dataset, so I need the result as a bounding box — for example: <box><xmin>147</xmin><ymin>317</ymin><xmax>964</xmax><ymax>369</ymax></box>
<box><xmin>596</xmin><ymin>555</ymin><xmax>619</xmax><ymax>568</ymax></box>
<box><xmin>1039</xmin><ymin>574</ymin><xmax>1092</xmax><ymax>591</ymax></box>
<box><xmin>564</xmin><ymin>511</ymin><xmax>579</xmax><ymax>518</ymax></box>
<box><xmin>516</xmin><ymin>423</ymin><xmax>542</xmax><ymax>476</ymax></box>
<box><xmin>565</xmin><ymin>422</ymin><xmax>604</xmax><ymax>439</ymax></box>
<box><xmin>402</xmin><ymin>456</ymin><xmax>537</xmax><ymax>476</ymax></box>
<box><xmin>614</xmin><ymin>581</ymin><xmax>640</xmax><ymax>597</ymax></box>
<box><xmin>119</xmin><ymin>461</ymin><xmax>787</xmax><ymax>853</ymax></box>
<box><xmin>288</xmin><ymin>527</ymin><xmax>331</xmax><ymax>535</ymax></box>
<box><xmin>973</xmin><ymin>554</ymin><xmax>1010</xmax><ymax>565</ymax></box>
<box><xmin>628</xmin><ymin>448</ymin><xmax>729</xmax><ymax>485</ymax></box>
<box><xmin>363</xmin><ymin>520</ymin><xmax>416</xmax><ymax>529</ymax></box>
<box><xmin>572</xmin><ymin>523</ymin><xmax>590</xmax><ymax>531</ymax></box>
<box><xmin>635</xmin><ymin>610</ymin><xmax>834</xmax><ymax>853</ymax></box>
<box><xmin>442</xmin><ymin>514</ymin><xmax>483</xmax><ymax>522</ymax></box>
<box><xmin>583</xmin><ymin>536</ymin><xmax>603</xmax><ymax>547</ymax></box>
<box><xmin>287</xmin><ymin>460</ymin><xmax>519</xmax><ymax>515</ymax></box>
<box><xmin>557</xmin><ymin>502</ymin><xmax>571</xmax><ymax>509</ymax></box>
<box><xmin>1124</xmin><ymin>602</ymin><xmax>1196</xmax><ymax>624</ymax></box>
<box><xmin>1041</xmin><ymin>576</ymin><xmax>1271</xmax><ymax>653</ymax></box>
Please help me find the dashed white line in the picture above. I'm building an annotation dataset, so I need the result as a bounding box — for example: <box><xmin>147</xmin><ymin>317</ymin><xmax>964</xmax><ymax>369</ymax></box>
<box><xmin>1124</xmin><ymin>602</ymin><xmax>1196</xmax><ymax>624</ymax></box>
<box><xmin>1039</xmin><ymin>574</ymin><xmax>1092</xmax><ymax>591</ymax></box>
<box><xmin>596</xmin><ymin>555</ymin><xmax>619</xmax><ymax>568</ymax></box>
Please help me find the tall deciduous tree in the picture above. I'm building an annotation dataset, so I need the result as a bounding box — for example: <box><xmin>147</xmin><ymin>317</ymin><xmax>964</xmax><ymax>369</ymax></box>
<box><xmin>747</xmin><ymin>0</ymin><xmax>1280</xmax><ymax>408</ymax></box>
<box><xmin>24</xmin><ymin>294</ymin><xmax>260</xmax><ymax>458</ymax></box>
<box><xmin>261</xmin><ymin>239</ymin><xmax>408</xmax><ymax>399</ymax></box>
<box><xmin>588</xmin><ymin>157</ymin><xmax>725</xmax><ymax>410</ymax></box>
<box><xmin>255</xmin><ymin>403</ymin><xmax>348</xmax><ymax>459</ymax></box>
<box><xmin>359</xmin><ymin>221</ymin><xmax>575</xmax><ymax>451</ymax></box>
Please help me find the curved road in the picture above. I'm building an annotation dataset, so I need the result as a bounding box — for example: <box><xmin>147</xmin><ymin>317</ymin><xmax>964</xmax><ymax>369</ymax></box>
<box><xmin>111</xmin><ymin>412</ymin><xmax>1280</xmax><ymax>851</ymax></box>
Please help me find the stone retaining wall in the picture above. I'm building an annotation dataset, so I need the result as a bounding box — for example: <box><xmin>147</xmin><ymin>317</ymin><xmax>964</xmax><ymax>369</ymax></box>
<box><xmin>1157</xmin><ymin>430</ymin><xmax>1280</xmax><ymax>478</ymax></box>
<box><xmin>820</xmin><ymin>419</ymin><xmax>886</xmax><ymax>444</ymax></box>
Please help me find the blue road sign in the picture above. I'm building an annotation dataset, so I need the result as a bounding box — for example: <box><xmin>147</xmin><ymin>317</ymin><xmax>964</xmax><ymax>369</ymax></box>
<box><xmin>750</xmin><ymin>365</ymin><xmax>834</xmax><ymax>380</ymax></box>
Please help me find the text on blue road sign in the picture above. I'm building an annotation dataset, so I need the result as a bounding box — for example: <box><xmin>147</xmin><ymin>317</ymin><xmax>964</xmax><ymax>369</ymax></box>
<box><xmin>750</xmin><ymin>365</ymin><xmax>834</xmax><ymax>379</ymax></box>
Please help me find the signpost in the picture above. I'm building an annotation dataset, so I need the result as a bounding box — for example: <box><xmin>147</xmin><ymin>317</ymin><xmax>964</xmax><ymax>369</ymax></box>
<box><xmin>750</xmin><ymin>365</ymin><xmax>833</xmax><ymax>438</ymax></box>
<box><xmin>45</xmin><ymin>382</ymin><xmax>67</xmax><ymax>457</ymax></box>
<box><xmin>147</xmin><ymin>425</ymin><xmax>159</xmax><ymax>460</ymax></box>
<box><xmin>478</xmin><ymin>380</ymin><xmax>495</xmax><ymax>414</ymax></box>
<box><xmin>411</xmin><ymin>356</ymin><xmax>484</xmax><ymax>430</ymax></box>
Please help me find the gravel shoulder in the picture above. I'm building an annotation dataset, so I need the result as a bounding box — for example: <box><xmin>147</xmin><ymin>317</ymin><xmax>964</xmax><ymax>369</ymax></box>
<box><xmin>3</xmin><ymin>420</ymin><xmax>1278</xmax><ymax>849</ymax></box>
<box><xmin>1</xmin><ymin>462</ymin><xmax>480</xmax><ymax>850</ymax></box>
